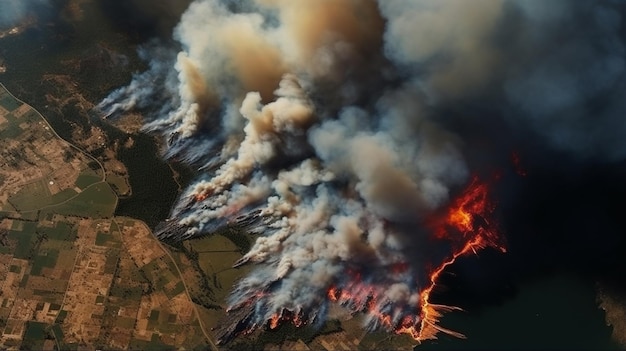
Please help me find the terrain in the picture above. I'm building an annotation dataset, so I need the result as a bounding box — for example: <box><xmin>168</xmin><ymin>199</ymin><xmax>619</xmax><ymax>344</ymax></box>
<box><xmin>0</xmin><ymin>83</ymin><xmax>411</xmax><ymax>350</ymax></box>
<box><xmin>0</xmin><ymin>84</ymin><xmax>210</xmax><ymax>350</ymax></box>
<box><xmin>1</xmin><ymin>1</ymin><xmax>624</xmax><ymax>350</ymax></box>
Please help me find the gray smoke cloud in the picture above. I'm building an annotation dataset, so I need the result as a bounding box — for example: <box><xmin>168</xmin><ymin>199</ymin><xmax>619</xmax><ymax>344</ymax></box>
<box><xmin>381</xmin><ymin>0</ymin><xmax>626</xmax><ymax>161</ymax></box>
<box><xmin>0</xmin><ymin>0</ymin><xmax>48</xmax><ymax>27</ymax></box>
<box><xmin>98</xmin><ymin>0</ymin><xmax>626</xmax><ymax>341</ymax></box>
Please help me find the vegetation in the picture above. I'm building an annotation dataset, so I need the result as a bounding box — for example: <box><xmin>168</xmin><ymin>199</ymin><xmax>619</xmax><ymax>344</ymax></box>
<box><xmin>0</xmin><ymin>94</ymin><xmax>21</xmax><ymax>111</ymax></box>
<box><xmin>21</xmin><ymin>321</ymin><xmax>52</xmax><ymax>350</ymax></box>
<box><xmin>40</xmin><ymin>182</ymin><xmax>117</xmax><ymax>218</ymax></box>
<box><xmin>75</xmin><ymin>173</ymin><xmax>102</xmax><ymax>190</ymax></box>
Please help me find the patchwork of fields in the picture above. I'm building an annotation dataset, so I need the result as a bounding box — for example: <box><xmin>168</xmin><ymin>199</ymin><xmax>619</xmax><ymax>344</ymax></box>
<box><xmin>0</xmin><ymin>84</ymin><xmax>211</xmax><ymax>350</ymax></box>
<box><xmin>0</xmin><ymin>83</ymin><xmax>413</xmax><ymax>350</ymax></box>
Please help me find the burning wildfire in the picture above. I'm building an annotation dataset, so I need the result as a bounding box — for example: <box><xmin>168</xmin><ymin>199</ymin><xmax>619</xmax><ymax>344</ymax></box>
<box><xmin>418</xmin><ymin>176</ymin><xmax>506</xmax><ymax>341</ymax></box>
<box><xmin>254</xmin><ymin>176</ymin><xmax>506</xmax><ymax>343</ymax></box>
<box><xmin>92</xmin><ymin>0</ymin><xmax>626</xmax><ymax>350</ymax></box>
<box><xmin>95</xmin><ymin>0</ymin><xmax>624</xmax><ymax>346</ymax></box>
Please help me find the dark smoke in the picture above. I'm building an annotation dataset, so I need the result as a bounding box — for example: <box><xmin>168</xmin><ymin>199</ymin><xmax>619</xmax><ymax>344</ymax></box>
<box><xmin>99</xmin><ymin>0</ymin><xmax>195</xmax><ymax>41</ymax></box>
<box><xmin>98</xmin><ymin>0</ymin><xmax>626</xmax><ymax>343</ymax></box>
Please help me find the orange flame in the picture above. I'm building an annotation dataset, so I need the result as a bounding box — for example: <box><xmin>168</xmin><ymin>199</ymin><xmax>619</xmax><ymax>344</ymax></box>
<box><xmin>266</xmin><ymin>308</ymin><xmax>306</xmax><ymax>330</ymax></box>
<box><xmin>418</xmin><ymin>176</ymin><xmax>506</xmax><ymax>342</ymax></box>
<box><xmin>326</xmin><ymin>176</ymin><xmax>504</xmax><ymax>342</ymax></box>
<box><xmin>432</xmin><ymin>177</ymin><xmax>492</xmax><ymax>238</ymax></box>
<box><xmin>270</xmin><ymin>176</ymin><xmax>505</xmax><ymax>343</ymax></box>
<box><xmin>194</xmin><ymin>191</ymin><xmax>209</xmax><ymax>202</ymax></box>
<box><xmin>269</xmin><ymin>312</ymin><xmax>281</xmax><ymax>329</ymax></box>
<box><xmin>327</xmin><ymin>287</ymin><xmax>340</xmax><ymax>302</ymax></box>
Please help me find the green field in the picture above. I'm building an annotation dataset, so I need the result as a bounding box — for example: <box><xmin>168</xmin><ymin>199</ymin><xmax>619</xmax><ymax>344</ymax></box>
<box><xmin>0</xmin><ymin>119</ymin><xmax>24</xmax><ymax>138</ymax></box>
<box><xmin>168</xmin><ymin>281</ymin><xmax>186</xmax><ymax>298</ymax></box>
<box><xmin>189</xmin><ymin>234</ymin><xmax>253</xmax><ymax>303</ymax></box>
<box><xmin>8</xmin><ymin>220</ymin><xmax>38</xmax><ymax>259</ymax></box>
<box><xmin>37</xmin><ymin>221</ymin><xmax>76</xmax><ymax>241</ymax></box>
<box><xmin>107</xmin><ymin>174</ymin><xmax>131</xmax><ymax>196</ymax></box>
<box><xmin>193</xmin><ymin>234</ymin><xmax>239</xmax><ymax>252</ymax></box>
<box><xmin>40</xmin><ymin>182</ymin><xmax>117</xmax><ymax>218</ymax></box>
<box><xmin>30</xmin><ymin>249</ymin><xmax>60</xmax><ymax>275</ymax></box>
<box><xmin>95</xmin><ymin>231</ymin><xmax>108</xmax><ymax>245</ymax></box>
<box><xmin>75</xmin><ymin>173</ymin><xmax>102</xmax><ymax>190</ymax></box>
<box><xmin>9</xmin><ymin>183</ymin><xmax>79</xmax><ymax>212</ymax></box>
<box><xmin>95</xmin><ymin>231</ymin><xmax>122</xmax><ymax>248</ymax></box>
<box><xmin>0</xmin><ymin>88</ymin><xmax>34</xmax><ymax>140</ymax></box>
<box><xmin>0</xmin><ymin>93</ymin><xmax>22</xmax><ymax>111</ymax></box>
<box><xmin>48</xmin><ymin>188</ymin><xmax>81</xmax><ymax>205</ymax></box>
<box><xmin>141</xmin><ymin>258</ymin><xmax>180</xmax><ymax>293</ymax></box>
<box><xmin>21</xmin><ymin>321</ymin><xmax>49</xmax><ymax>350</ymax></box>
<box><xmin>9</xmin><ymin>180</ymin><xmax>52</xmax><ymax>211</ymax></box>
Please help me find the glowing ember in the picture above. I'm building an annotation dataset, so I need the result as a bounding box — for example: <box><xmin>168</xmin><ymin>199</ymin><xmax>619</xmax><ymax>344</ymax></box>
<box><xmin>320</xmin><ymin>176</ymin><xmax>505</xmax><ymax>343</ymax></box>
<box><xmin>418</xmin><ymin>176</ymin><xmax>506</xmax><ymax>342</ymax></box>
<box><xmin>194</xmin><ymin>191</ymin><xmax>209</xmax><ymax>202</ymax></box>
<box><xmin>266</xmin><ymin>308</ymin><xmax>305</xmax><ymax>330</ymax></box>
<box><xmin>224</xmin><ymin>176</ymin><xmax>506</xmax><ymax>344</ymax></box>
<box><xmin>269</xmin><ymin>312</ymin><xmax>281</xmax><ymax>329</ymax></box>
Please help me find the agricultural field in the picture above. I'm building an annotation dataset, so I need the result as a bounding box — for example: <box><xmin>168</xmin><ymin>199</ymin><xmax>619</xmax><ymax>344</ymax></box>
<box><xmin>0</xmin><ymin>83</ymin><xmax>411</xmax><ymax>350</ymax></box>
<box><xmin>0</xmin><ymin>83</ymin><xmax>212</xmax><ymax>350</ymax></box>
<box><xmin>0</xmin><ymin>215</ymin><xmax>210</xmax><ymax>350</ymax></box>
<box><xmin>0</xmin><ymin>84</ymin><xmax>120</xmax><ymax>219</ymax></box>
<box><xmin>168</xmin><ymin>225</ymin><xmax>416</xmax><ymax>351</ymax></box>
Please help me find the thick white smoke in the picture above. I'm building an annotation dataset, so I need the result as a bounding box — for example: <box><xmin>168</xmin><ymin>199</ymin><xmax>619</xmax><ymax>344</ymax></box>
<box><xmin>98</xmin><ymin>0</ymin><xmax>626</xmax><ymax>341</ymax></box>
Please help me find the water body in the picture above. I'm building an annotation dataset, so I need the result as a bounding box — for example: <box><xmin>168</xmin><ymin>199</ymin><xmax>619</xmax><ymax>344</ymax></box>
<box><xmin>419</xmin><ymin>269</ymin><xmax>617</xmax><ymax>350</ymax></box>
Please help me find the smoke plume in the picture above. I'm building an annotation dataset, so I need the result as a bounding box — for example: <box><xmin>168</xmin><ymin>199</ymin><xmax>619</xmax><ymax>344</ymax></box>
<box><xmin>98</xmin><ymin>0</ymin><xmax>626</xmax><ymax>342</ymax></box>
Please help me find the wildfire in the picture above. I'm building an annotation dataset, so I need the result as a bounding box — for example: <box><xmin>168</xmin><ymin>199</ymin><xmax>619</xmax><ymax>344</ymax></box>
<box><xmin>194</xmin><ymin>191</ymin><xmax>209</xmax><ymax>202</ymax></box>
<box><xmin>193</xmin><ymin>184</ymin><xmax>215</xmax><ymax>203</ymax></box>
<box><xmin>267</xmin><ymin>308</ymin><xmax>305</xmax><ymax>330</ymax></box>
<box><xmin>327</xmin><ymin>283</ymin><xmax>409</xmax><ymax>332</ymax></box>
<box><xmin>418</xmin><ymin>176</ymin><xmax>506</xmax><ymax>342</ymax></box>
<box><xmin>269</xmin><ymin>312</ymin><xmax>281</xmax><ymax>329</ymax></box>
<box><xmin>431</xmin><ymin>176</ymin><xmax>493</xmax><ymax>239</ymax></box>
<box><xmin>323</xmin><ymin>176</ymin><xmax>505</xmax><ymax>343</ymax></box>
<box><xmin>251</xmin><ymin>176</ymin><xmax>506</xmax><ymax>344</ymax></box>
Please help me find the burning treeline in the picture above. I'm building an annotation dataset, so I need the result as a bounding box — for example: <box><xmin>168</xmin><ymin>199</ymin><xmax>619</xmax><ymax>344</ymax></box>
<box><xmin>98</xmin><ymin>0</ymin><xmax>626</xmax><ymax>345</ymax></box>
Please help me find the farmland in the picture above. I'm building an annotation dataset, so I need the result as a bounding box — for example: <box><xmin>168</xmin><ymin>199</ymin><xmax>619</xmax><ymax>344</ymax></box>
<box><xmin>0</xmin><ymin>84</ymin><xmax>211</xmax><ymax>350</ymax></box>
<box><xmin>0</xmin><ymin>81</ymin><xmax>412</xmax><ymax>350</ymax></box>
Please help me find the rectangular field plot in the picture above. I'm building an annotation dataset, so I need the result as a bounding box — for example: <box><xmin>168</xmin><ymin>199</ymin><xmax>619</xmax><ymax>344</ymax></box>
<box><xmin>36</xmin><ymin>221</ymin><xmax>76</xmax><ymax>241</ymax></box>
<box><xmin>8</xmin><ymin>180</ymin><xmax>52</xmax><ymax>211</ymax></box>
<box><xmin>40</xmin><ymin>182</ymin><xmax>116</xmax><ymax>218</ymax></box>
<box><xmin>8</xmin><ymin>220</ymin><xmax>38</xmax><ymax>259</ymax></box>
<box><xmin>74</xmin><ymin>173</ymin><xmax>102</xmax><ymax>190</ymax></box>
<box><xmin>0</xmin><ymin>94</ymin><xmax>22</xmax><ymax>112</ymax></box>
